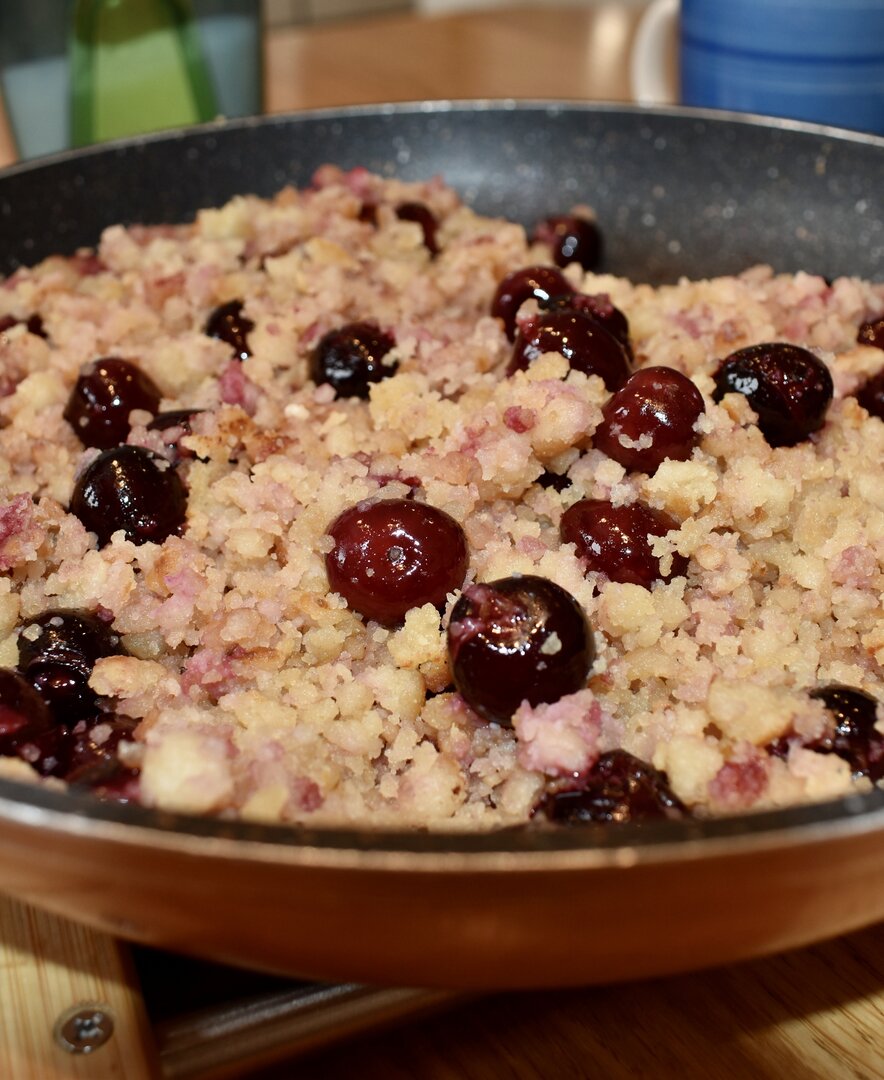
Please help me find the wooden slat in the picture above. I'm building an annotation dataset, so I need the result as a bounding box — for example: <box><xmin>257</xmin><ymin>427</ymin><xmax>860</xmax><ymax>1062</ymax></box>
<box><xmin>0</xmin><ymin>895</ymin><xmax>158</xmax><ymax>1080</ymax></box>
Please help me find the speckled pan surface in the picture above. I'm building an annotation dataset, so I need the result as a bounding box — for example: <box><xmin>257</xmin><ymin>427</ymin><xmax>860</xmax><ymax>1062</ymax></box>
<box><xmin>0</xmin><ymin>102</ymin><xmax>882</xmax><ymax>988</ymax></box>
<box><xmin>2</xmin><ymin>101</ymin><xmax>884</xmax><ymax>282</ymax></box>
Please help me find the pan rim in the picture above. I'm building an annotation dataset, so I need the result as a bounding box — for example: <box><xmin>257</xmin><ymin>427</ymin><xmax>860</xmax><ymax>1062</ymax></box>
<box><xmin>1</xmin><ymin>775</ymin><xmax>882</xmax><ymax>868</ymax></box>
<box><xmin>3</xmin><ymin>98</ymin><xmax>884</xmax><ymax>185</ymax></box>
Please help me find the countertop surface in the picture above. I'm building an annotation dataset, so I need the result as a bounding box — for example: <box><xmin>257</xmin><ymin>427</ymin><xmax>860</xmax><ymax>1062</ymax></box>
<box><xmin>288</xmin><ymin>925</ymin><xmax>884</xmax><ymax>1080</ymax></box>
<box><xmin>0</xmin><ymin>7</ymin><xmax>882</xmax><ymax>1079</ymax></box>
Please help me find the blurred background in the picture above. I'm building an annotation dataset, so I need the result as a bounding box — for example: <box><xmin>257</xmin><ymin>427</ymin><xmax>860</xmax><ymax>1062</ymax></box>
<box><xmin>0</xmin><ymin>0</ymin><xmax>654</xmax><ymax>165</ymax></box>
<box><xmin>264</xmin><ymin>0</ymin><xmax>646</xmax><ymax>21</ymax></box>
<box><xmin>1</xmin><ymin>0</ymin><xmax>879</xmax><ymax>166</ymax></box>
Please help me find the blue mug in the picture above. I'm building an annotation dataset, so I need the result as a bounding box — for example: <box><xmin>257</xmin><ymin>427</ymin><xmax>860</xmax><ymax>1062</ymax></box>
<box><xmin>630</xmin><ymin>0</ymin><xmax>884</xmax><ymax>136</ymax></box>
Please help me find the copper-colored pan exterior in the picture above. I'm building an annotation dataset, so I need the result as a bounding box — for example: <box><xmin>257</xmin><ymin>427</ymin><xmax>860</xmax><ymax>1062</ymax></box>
<box><xmin>1</xmin><ymin>104</ymin><xmax>883</xmax><ymax>987</ymax></box>
<box><xmin>1</xmin><ymin>781</ymin><xmax>882</xmax><ymax>988</ymax></box>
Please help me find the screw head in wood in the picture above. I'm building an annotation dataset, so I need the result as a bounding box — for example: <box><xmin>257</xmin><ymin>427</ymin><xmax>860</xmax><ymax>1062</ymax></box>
<box><xmin>54</xmin><ymin>1003</ymin><xmax>115</xmax><ymax>1054</ymax></box>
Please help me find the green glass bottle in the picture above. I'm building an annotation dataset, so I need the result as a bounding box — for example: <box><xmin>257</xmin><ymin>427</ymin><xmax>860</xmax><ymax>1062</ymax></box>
<box><xmin>70</xmin><ymin>0</ymin><xmax>218</xmax><ymax>147</ymax></box>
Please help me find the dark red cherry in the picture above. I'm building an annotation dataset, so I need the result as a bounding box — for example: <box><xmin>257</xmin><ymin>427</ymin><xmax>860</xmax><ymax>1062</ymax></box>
<box><xmin>24</xmin><ymin>662</ymin><xmax>97</xmax><ymax>724</ymax></box>
<box><xmin>857</xmin><ymin>316</ymin><xmax>884</xmax><ymax>350</ymax></box>
<box><xmin>808</xmin><ymin>685</ymin><xmax>883</xmax><ymax>781</ymax></box>
<box><xmin>18</xmin><ymin>724</ymin><xmax>70</xmax><ymax>777</ymax></box>
<box><xmin>89</xmin><ymin>766</ymin><xmax>141</xmax><ymax>801</ymax></box>
<box><xmin>765</xmin><ymin>735</ymin><xmax>791</xmax><ymax>761</ymax></box>
<box><xmin>25</xmin><ymin>314</ymin><xmax>46</xmax><ymax>338</ymax></box>
<box><xmin>855</xmin><ymin>370</ymin><xmax>884</xmax><ymax>420</ymax></box>
<box><xmin>561</xmin><ymin>498</ymin><xmax>687</xmax><ymax>588</ymax></box>
<box><xmin>509</xmin><ymin>309</ymin><xmax>631</xmax><ymax>390</ymax></box>
<box><xmin>539</xmin><ymin>749</ymin><xmax>686</xmax><ymax>824</ymax></box>
<box><xmin>205</xmin><ymin>299</ymin><xmax>254</xmax><ymax>361</ymax></box>
<box><xmin>537</xmin><ymin>469</ymin><xmax>572</xmax><ymax>492</ymax></box>
<box><xmin>147</xmin><ymin>408</ymin><xmax>204</xmax><ymax>462</ymax></box>
<box><xmin>541</xmin><ymin>292</ymin><xmax>633</xmax><ymax>359</ymax></box>
<box><xmin>395</xmin><ymin>202</ymin><xmax>439</xmax><ymax>256</ymax></box>
<box><xmin>64</xmin><ymin>357</ymin><xmax>162</xmax><ymax>449</ymax></box>
<box><xmin>326</xmin><ymin>498</ymin><xmax>468</xmax><ymax>625</ymax></box>
<box><xmin>70</xmin><ymin>445</ymin><xmax>187</xmax><ymax>547</ymax></box>
<box><xmin>532</xmin><ymin>214</ymin><xmax>602</xmax><ymax>271</ymax></box>
<box><xmin>64</xmin><ymin>716</ymin><xmax>138</xmax><ymax>786</ymax></box>
<box><xmin>491</xmin><ymin>266</ymin><xmax>574</xmax><ymax>341</ymax></box>
<box><xmin>447</xmin><ymin>574</ymin><xmax>595</xmax><ymax>724</ymax></box>
<box><xmin>147</xmin><ymin>408</ymin><xmax>201</xmax><ymax>433</ymax></box>
<box><xmin>64</xmin><ymin>715</ymin><xmax>142</xmax><ymax>801</ymax></box>
<box><xmin>712</xmin><ymin>343</ymin><xmax>833</xmax><ymax>447</ymax></box>
<box><xmin>18</xmin><ymin>610</ymin><xmax>123</xmax><ymax>672</ymax></box>
<box><xmin>594</xmin><ymin>366</ymin><xmax>706</xmax><ymax>475</ymax></box>
<box><xmin>0</xmin><ymin>313</ymin><xmax>47</xmax><ymax>338</ymax></box>
<box><xmin>18</xmin><ymin>610</ymin><xmax>124</xmax><ymax>722</ymax></box>
<box><xmin>310</xmin><ymin>322</ymin><xmax>397</xmax><ymax>399</ymax></box>
<box><xmin>0</xmin><ymin>668</ymin><xmax>54</xmax><ymax>756</ymax></box>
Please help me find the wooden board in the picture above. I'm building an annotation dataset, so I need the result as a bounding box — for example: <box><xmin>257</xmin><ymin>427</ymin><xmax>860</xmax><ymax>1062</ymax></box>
<box><xmin>0</xmin><ymin>896</ymin><xmax>158</xmax><ymax>1080</ymax></box>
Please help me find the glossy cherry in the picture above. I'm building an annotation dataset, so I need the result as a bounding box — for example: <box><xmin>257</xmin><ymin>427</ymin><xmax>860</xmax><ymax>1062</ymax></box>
<box><xmin>594</xmin><ymin>366</ymin><xmax>705</xmax><ymax>474</ymax></box>
<box><xmin>17</xmin><ymin>724</ymin><xmax>70</xmax><ymax>777</ymax></box>
<box><xmin>64</xmin><ymin>357</ymin><xmax>162</xmax><ymax>449</ymax></box>
<box><xmin>857</xmin><ymin>316</ymin><xmax>884</xmax><ymax>350</ymax></box>
<box><xmin>808</xmin><ymin>684</ymin><xmax>883</xmax><ymax>781</ymax></box>
<box><xmin>855</xmin><ymin>370</ymin><xmax>884</xmax><ymax>420</ymax></box>
<box><xmin>540</xmin><ymin>292</ymin><xmax>633</xmax><ymax>359</ymax></box>
<box><xmin>205</xmin><ymin>299</ymin><xmax>254</xmax><ymax>361</ymax></box>
<box><xmin>24</xmin><ymin>662</ymin><xmax>97</xmax><ymax>725</ymax></box>
<box><xmin>18</xmin><ymin>610</ymin><xmax>123</xmax><ymax>671</ymax></box>
<box><xmin>18</xmin><ymin>610</ymin><xmax>124</xmax><ymax>723</ymax></box>
<box><xmin>447</xmin><ymin>574</ymin><xmax>595</xmax><ymax>724</ymax></box>
<box><xmin>539</xmin><ymin>749</ymin><xmax>686</xmax><ymax>824</ymax></box>
<box><xmin>147</xmin><ymin>408</ymin><xmax>204</xmax><ymax>463</ymax></box>
<box><xmin>326</xmin><ymin>498</ymin><xmax>469</xmax><ymax>625</ymax></box>
<box><xmin>62</xmin><ymin>714</ymin><xmax>141</xmax><ymax>801</ymax></box>
<box><xmin>532</xmin><ymin>214</ymin><xmax>602</xmax><ymax>271</ymax></box>
<box><xmin>310</xmin><ymin>321</ymin><xmax>397</xmax><ymax>399</ymax></box>
<box><xmin>537</xmin><ymin>469</ymin><xmax>572</xmax><ymax>492</ymax></box>
<box><xmin>395</xmin><ymin>202</ymin><xmax>439</xmax><ymax>256</ymax></box>
<box><xmin>561</xmin><ymin>498</ymin><xmax>687</xmax><ymax>588</ymax></box>
<box><xmin>712</xmin><ymin>343</ymin><xmax>833</xmax><ymax>447</ymax></box>
<box><xmin>0</xmin><ymin>313</ymin><xmax>47</xmax><ymax>338</ymax></box>
<box><xmin>64</xmin><ymin>716</ymin><xmax>139</xmax><ymax>787</ymax></box>
<box><xmin>0</xmin><ymin>669</ymin><xmax>54</xmax><ymax>756</ymax></box>
<box><xmin>491</xmin><ymin>266</ymin><xmax>574</xmax><ymax>341</ymax></box>
<box><xmin>70</xmin><ymin>445</ymin><xmax>187</xmax><ymax>547</ymax></box>
<box><xmin>509</xmin><ymin>309</ymin><xmax>631</xmax><ymax>390</ymax></box>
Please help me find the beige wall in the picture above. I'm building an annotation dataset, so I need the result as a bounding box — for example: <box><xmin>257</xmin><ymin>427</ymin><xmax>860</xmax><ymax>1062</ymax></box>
<box><xmin>263</xmin><ymin>0</ymin><xmax>646</xmax><ymax>24</ymax></box>
<box><xmin>415</xmin><ymin>0</ymin><xmax>647</xmax><ymax>8</ymax></box>
<box><xmin>263</xmin><ymin>0</ymin><xmax>410</xmax><ymax>25</ymax></box>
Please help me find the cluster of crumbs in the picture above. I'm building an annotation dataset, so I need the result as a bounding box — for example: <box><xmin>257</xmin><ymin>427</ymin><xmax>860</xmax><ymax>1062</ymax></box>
<box><xmin>0</xmin><ymin>166</ymin><xmax>881</xmax><ymax>830</ymax></box>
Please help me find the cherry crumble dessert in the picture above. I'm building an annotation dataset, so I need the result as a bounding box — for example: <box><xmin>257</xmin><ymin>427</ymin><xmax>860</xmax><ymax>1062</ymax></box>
<box><xmin>0</xmin><ymin>166</ymin><xmax>880</xmax><ymax>829</ymax></box>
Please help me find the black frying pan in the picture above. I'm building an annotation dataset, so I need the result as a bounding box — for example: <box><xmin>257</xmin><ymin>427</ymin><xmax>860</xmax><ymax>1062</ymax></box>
<box><xmin>0</xmin><ymin>104</ymin><xmax>882</xmax><ymax>989</ymax></box>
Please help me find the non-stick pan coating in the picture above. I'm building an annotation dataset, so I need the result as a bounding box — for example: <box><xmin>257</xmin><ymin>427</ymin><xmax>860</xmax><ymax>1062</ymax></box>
<box><xmin>2</xmin><ymin>102</ymin><xmax>884</xmax><ymax>283</ymax></box>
